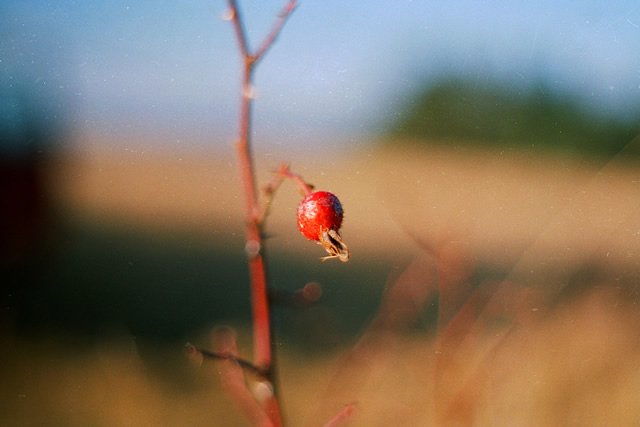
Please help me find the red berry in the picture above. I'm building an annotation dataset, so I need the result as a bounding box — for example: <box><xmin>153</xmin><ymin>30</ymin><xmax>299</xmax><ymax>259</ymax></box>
<box><xmin>297</xmin><ymin>191</ymin><xmax>343</xmax><ymax>241</ymax></box>
<box><xmin>296</xmin><ymin>191</ymin><xmax>349</xmax><ymax>262</ymax></box>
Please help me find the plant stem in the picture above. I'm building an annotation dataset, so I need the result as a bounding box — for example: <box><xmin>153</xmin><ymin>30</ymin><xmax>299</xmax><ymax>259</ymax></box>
<box><xmin>226</xmin><ymin>1</ymin><xmax>297</xmax><ymax>424</ymax></box>
<box><xmin>235</xmin><ymin>59</ymin><xmax>272</xmax><ymax>372</ymax></box>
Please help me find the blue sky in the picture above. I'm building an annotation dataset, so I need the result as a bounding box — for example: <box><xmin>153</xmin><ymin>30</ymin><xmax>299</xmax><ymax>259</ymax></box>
<box><xmin>2</xmin><ymin>0</ymin><xmax>640</xmax><ymax>151</ymax></box>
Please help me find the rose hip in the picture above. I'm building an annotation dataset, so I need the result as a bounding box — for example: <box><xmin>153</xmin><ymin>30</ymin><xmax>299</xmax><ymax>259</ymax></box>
<box><xmin>296</xmin><ymin>191</ymin><xmax>349</xmax><ymax>262</ymax></box>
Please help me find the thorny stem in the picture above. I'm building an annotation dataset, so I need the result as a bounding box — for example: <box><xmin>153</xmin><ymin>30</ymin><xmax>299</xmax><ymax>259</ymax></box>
<box><xmin>186</xmin><ymin>343</ymin><xmax>268</xmax><ymax>377</ymax></box>
<box><xmin>260</xmin><ymin>163</ymin><xmax>313</xmax><ymax>223</ymax></box>
<box><xmin>254</xmin><ymin>1</ymin><xmax>298</xmax><ymax>65</ymax></box>
<box><xmin>271</xmin><ymin>163</ymin><xmax>314</xmax><ymax>197</ymax></box>
<box><xmin>226</xmin><ymin>0</ymin><xmax>297</xmax><ymax>425</ymax></box>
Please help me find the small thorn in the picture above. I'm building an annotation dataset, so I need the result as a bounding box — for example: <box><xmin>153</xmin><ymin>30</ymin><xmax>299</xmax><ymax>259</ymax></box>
<box><xmin>245</xmin><ymin>239</ymin><xmax>261</xmax><ymax>259</ymax></box>
<box><xmin>251</xmin><ymin>380</ymin><xmax>274</xmax><ymax>404</ymax></box>
<box><xmin>243</xmin><ymin>84</ymin><xmax>258</xmax><ymax>99</ymax></box>
<box><xmin>221</xmin><ymin>8</ymin><xmax>234</xmax><ymax>21</ymax></box>
<box><xmin>184</xmin><ymin>343</ymin><xmax>204</xmax><ymax>366</ymax></box>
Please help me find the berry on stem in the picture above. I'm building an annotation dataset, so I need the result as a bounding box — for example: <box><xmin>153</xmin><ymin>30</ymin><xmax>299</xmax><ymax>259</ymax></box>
<box><xmin>296</xmin><ymin>191</ymin><xmax>350</xmax><ymax>262</ymax></box>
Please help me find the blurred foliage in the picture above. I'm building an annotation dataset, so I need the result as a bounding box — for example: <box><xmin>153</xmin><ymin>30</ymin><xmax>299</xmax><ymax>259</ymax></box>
<box><xmin>5</xmin><ymin>221</ymin><xmax>391</xmax><ymax>354</ymax></box>
<box><xmin>388</xmin><ymin>77</ymin><xmax>640</xmax><ymax>159</ymax></box>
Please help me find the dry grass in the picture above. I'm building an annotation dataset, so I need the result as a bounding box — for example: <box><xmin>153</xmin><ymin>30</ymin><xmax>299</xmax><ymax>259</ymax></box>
<box><xmin>5</xmin><ymin>135</ymin><xmax>640</xmax><ymax>425</ymax></box>
<box><xmin>50</xmin><ymin>138</ymin><xmax>640</xmax><ymax>271</ymax></box>
<box><xmin>3</xmin><ymin>285</ymin><xmax>640</xmax><ymax>426</ymax></box>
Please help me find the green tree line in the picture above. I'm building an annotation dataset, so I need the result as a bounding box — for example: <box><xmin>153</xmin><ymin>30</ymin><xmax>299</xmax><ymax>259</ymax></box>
<box><xmin>388</xmin><ymin>78</ymin><xmax>640</xmax><ymax>160</ymax></box>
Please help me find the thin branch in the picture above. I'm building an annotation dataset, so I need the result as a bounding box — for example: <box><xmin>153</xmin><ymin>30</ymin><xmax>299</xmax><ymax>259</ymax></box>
<box><xmin>275</xmin><ymin>163</ymin><xmax>314</xmax><ymax>196</ymax></box>
<box><xmin>223</xmin><ymin>1</ymin><xmax>298</xmax><ymax>425</ymax></box>
<box><xmin>254</xmin><ymin>1</ymin><xmax>298</xmax><ymax>64</ymax></box>
<box><xmin>210</xmin><ymin>328</ymin><xmax>275</xmax><ymax>427</ymax></box>
<box><xmin>226</xmin><ymin>0</ymin><xmax>250</xmax><ymax>57</ymax></box>
<box><xmin>259</xmin><ymin>163</ymin><xmax>314</xmax><ymax>223</ymax></box>
<box><xmin>323</xmin><ymin>403</ymin><xmax>358</xmax><ymax>427</ymax></box>
<box><xmin>185</xmin><ymin>343</ymin><xmax>268</xmax><ymax>377</ymax></box>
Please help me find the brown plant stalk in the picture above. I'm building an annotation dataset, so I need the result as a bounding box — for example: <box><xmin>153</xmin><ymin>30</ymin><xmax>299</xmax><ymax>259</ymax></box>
<box><xmin>225</xmin><ymin>0</ymin><xmax>297</xmax><ymax>424</ymax></box>
<box><xmin>200</xmin><ymin>3</ymin><xmax>356</xmax><ymax>425</ymax></box>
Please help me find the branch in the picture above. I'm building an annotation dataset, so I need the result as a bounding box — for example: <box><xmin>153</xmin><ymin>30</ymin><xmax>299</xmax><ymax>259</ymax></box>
<box><xmin>323</xmin><ymin>403</ymin><xmax>358</xmax><ymax>427</ymax></box>
<box><xmin>210</xmin><ymin>328</ymin><xmax>275</xmax><ymax>427</ymax></box>
<box><xmin>254</xmin><ymin>1</ymin><xmax>298</xmax><ymax>64</ymax></box>
<box><xmin>226</xmin><ymin>0</ymin><xmax>297</xmax><ymax>66</ymax></box>
<box><xmin>259</xmin><ymin>163</ymin><xmax>314</xmax><ymax>223</ymax></box>
<box><xmin>226</xmin><ymin>0</ymin><xmax>250</xmax><ymax>57</ymax></box>
<box><xmin>222</xmin><ymin>1</ymin><xmax>298</xmax><ymax>425</ymax></box>
<box><xmin>185</xmin><ymin>343</ymin><xmax>268</xmax><ymax>377</ymax></box>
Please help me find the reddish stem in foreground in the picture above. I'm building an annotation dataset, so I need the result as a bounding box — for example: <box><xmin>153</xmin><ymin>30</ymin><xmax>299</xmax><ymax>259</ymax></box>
<box><xmin>226</xmin><ymin>0</ymin><xmax>297</xmax><ymax>425</ymax></box>
<box><xmin>259</xmin><ymin>163</ymin><xmax>313</xmax><ymax>222</ymax></box>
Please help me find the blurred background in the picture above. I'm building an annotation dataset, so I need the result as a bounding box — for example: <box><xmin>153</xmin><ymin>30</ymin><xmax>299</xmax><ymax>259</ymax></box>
<box><xmin>2</xmin><ymin>0</ymin><xmax>640</xmax><ymax>425</ymax></box>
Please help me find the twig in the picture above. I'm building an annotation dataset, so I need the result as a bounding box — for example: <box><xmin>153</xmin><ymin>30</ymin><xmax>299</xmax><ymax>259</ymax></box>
<box><xmin>323</xmin><ymin>403</ymin><xmax>358</xmax><ymax>427</ymax></box>
<box><xmin>185</xmin><ymin>343</ymin><xmax>268</xmax><ymax>377</ymax></box>
<box><xmin>259</xmin><ymin>163</ymin><xmax>314</xmax><ymax>223</ymax></box>
<box><xmin>224</xmin><ymin>1</ymin><xmax>297</xmax><ymax>425</ymax></box>
<box><xmin>211</xmin><ymin>328</ymin><xmax>275</xmax><ymax>427</ymax></box>
<box><xmin>253</xmin><ymin>1</ymin><xmax>298</xmax><ymax>64</ymax></box>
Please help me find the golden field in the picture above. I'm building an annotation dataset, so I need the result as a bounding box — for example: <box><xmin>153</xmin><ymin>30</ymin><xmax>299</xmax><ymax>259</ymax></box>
<box><xmin>3</xmin><ymin>135</ymin><xmax>640</xmax><ymax>425</ymax></box>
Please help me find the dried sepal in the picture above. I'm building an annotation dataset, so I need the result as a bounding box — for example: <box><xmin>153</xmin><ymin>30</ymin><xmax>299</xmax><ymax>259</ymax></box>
<box><xmin>319</xmin><ymin>229</ymin><xmax>350</xmax><ymax>262</ymax></box>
